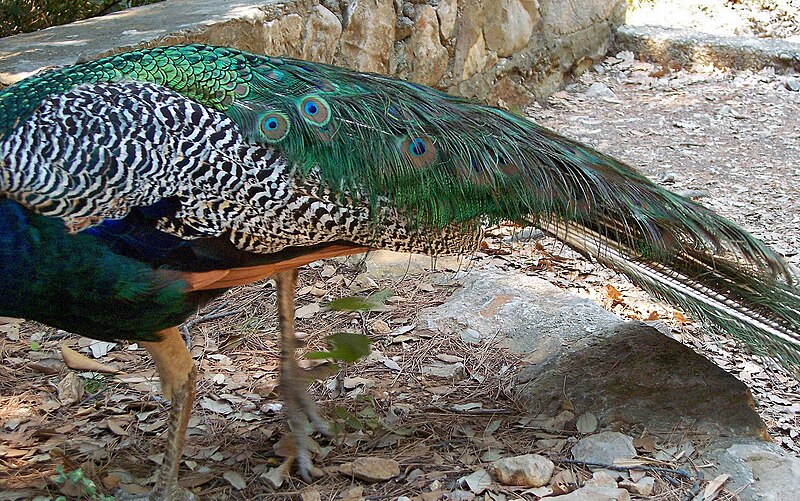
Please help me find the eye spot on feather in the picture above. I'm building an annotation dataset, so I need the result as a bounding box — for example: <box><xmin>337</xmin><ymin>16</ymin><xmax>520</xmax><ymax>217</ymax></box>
<box><xmin>259</xmin><ymin>112</ymin><xmax>290</xmax><ymax>143</ymax></box>
<box><xmin>299</xmin><ymin>95</ymin><xmax>331</xmax><ymax>126</ymax></box>
<box><xmin>400</xmin><ymin>136</ymin><xmax>437</xmax><ymax>168</ymax></box>
<box><xmin>409</xmin><ymin>138</ymin><xmax>427</xmax><ymax>156</ymax></box>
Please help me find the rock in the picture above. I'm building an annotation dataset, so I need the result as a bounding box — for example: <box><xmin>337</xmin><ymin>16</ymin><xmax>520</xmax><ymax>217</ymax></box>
<box><xmin>585</xmin><ymin>470</ymin><xmax>618</xmax><ymax>488</ymax></box>
<box><xmin>395</xmin><ymin>16</ymin><xmax>414</xmax><ymax>41</ymax></box>
<box><xmin>356</xmin><ymin>250</ymin><xmax>464</xmax><ymax>279</ymax></box>
<box><xmin>702</xmin><ymin>439</ymin><xmax>800</xmax><ymax>501</ymax></box>
<box><xmin>436</xmin><ymin>0</ymin><xmax>458</xmax><ymax>40</ymax></box>
<box><xmin>786</xmin><ymin>76</ymin><xmax>800</xmax><ymax>92</ymax></box>
<box><xmin>491</xmin><ymin>454</ymin><xmax>555</xmax><ymax>487</ymax></box>
<box><xmin>421</xmin><ymin>361</ymin><xmax>466</xmax><ymax>378</ymax></box>
<box><xmin>486</xmin><ymin>75</ymin><xmax>535</xmax><ymax>109</ymax></box>
<box><xmin>396</xmin><ymin>5</ymin><xmax>449</xmax><ymax>86</ymax></box>
<box><xmin>619</xmin><ymin>477</ymin><xmax>655</xmax><ymax>496</ymax></box>
<box><xmin>483</xmin><ymin>0</ymin><xmax>538</xmax><ymax>57</ymax></box>
<box><xmin>575</xmin><ymin>412</ymin><xmax>599</xmax><ymax>434</ymax></box>
<box><xmin>571</xmin><ymin>432</ymin><xmax>636</xmax><ymax>468</ymax></box>
<box><xmin>341</xmin><ymin>457</ymin><xmax>400</xmax><ymax>482</ymax></box>
<box><xmin>544</xmin><ymin>410</ymin><xmax>575</xmax><ymax>432</ymax></box>
<box><xmin>302</xmin><ymin>5</ymin><xmax>342</xmax><ymax>63</ymax></box>
<box><xmin>549</xmin><ymin>486</ymin><xmax>631</xmax><ymax>501</ymax></box>
<box><xmin>585</xmin><ymin>82</ymin><xmax>617</xmax><ymax>100</ymax></box>
<box><xmin>452</xmin><ymin>0</ymin><xmax>488</xmax><ymax>80</ymax></box>
<box><xmin>338</xmin><ymin>0</ymin><xmax>395</xmax><ymax>73</ymax></box>
<box><xmin>262</xmin><ymin>14</ymin><xmax>304</xmax><ymax>58</ymax></box>
<box><xmin>541</xmin><ymin>0</ymin><xmax>624</xmax><ymax>36</ymax></box>
<box><xmin>617</xmin><ymin>25</ymin><xmax>800</xmax><ymax>73</ymax></box>
<box><xmin>515</xmin><ymin>323</ymin><xmax>769</xmax><ymax>439</ymax></box>
<box><xmin>418</xmin><ymin>270</ymin><xmax>620</xmax><ymax>363</ymax></box>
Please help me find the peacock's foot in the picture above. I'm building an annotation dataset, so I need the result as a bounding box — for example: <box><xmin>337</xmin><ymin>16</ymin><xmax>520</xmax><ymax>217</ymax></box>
<box><xmin>278</xmin><ymin>378</ymin><xmax>331</xmax><ymax>482</ymax></box>
<box><xmin>151</xmin><ymin>485</ymin><xmax>199</xmax><ymax>501</ymax></box>
<box><xmin>116</xmin><ymin>484</ymin><xmax>198</xmax><ymax>501</ymax></box>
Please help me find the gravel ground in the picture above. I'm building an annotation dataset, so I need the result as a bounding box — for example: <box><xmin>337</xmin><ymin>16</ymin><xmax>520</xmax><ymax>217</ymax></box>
<box><xmin>627</xmin><ymin>0</ymin><xmax>800</xmax><ymax>39</ymax></box>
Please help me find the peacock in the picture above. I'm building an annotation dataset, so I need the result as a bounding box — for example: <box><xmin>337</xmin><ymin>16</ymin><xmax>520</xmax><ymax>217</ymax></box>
<box><xmin>1</xmin><ymin>44</ymin><xmax>798</xmax><ymax>500</ymax></box>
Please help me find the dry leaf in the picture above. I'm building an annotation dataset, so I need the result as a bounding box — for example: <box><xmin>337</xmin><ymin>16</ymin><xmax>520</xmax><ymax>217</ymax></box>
<box><xmin>673</xmin><ymin>311</ymin><xmax>689</xmax><ymax>323</ymax></box>
<box><xmin>295</xmin><ymin>302</ymin><xmax>320</xmax><ymax>319</ymax></box>
<box><xmin>223</xmin><ymin>470</ymin><xmax>246</xmax><ymax>490</ymax></box>
<box><xmin>605</xmin><ymin>284</ymin><xmax>622</xmax><ymax>301</ymax></box>
<box><xmin>88</xmin><ymin>340</ymin><xmax>116</xmax><ymax>358</ymax></box>
<box><xmin>199</xmin><ymin>398</ymin><xmax>232</xmax><ymax>415</ymax></box>
<box><xmin>702</xmin><ymin>473</ymin><xmax>730</xmax><ymax>501</ymax></box>
<box><xmin>106</xmin><ymin>419</ymin><xmax>129</xmax><ymax>436</ymax></box>
<box><xmin>61</xmin><ymin>345</ymin><xmax>119</xmax><ymax>373</ymax></box>
<box><xmin>461</xmin><ymin>468</ymin><xmax>491</xmax><ymax>494</ymax></box>
<box><xmin>56</xmin><ymin>372</ymin><xmax>84</xmax><ymax>406</ymax></box>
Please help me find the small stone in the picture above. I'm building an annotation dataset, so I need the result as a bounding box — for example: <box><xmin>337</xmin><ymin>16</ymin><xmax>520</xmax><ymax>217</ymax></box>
<box><xmin>492</xmin><ymin>454</ymin><xmax>555</xmax><ymax>487</ymax></box>
<box><xmin>572</xmin><ymin>432</ymin><xmax>636</xmax><ymax>469</ymax></box>
<box><xmin>585</xmin><ymin>82</ymin><xmax>617</xmax><ymax>100</ymax></box>
<box><xmin>575</xmin><ymin>412</ymin><xmax>598</xmax><ymax>434</ymax></box>
<box><xmin>342</xmin><ymin>457</ymin><xmax>400</xmax><ymax>482</ymax></box>
<box><xmin>421</xmin><ymin>361</ymin><xmax>465</xmax><ymax>378</ymax></box>
<box><xmin>544</xmin><ymin>410</ymin><xmax>575</xmax><ymax>431</ymax></box>
<box><xmin>620</xmin><ymin>477</ymin><xmax>655</xmax><ymax>496</ymax></box>
<box><xmin>586</xmin><ymin>470</ymin><xmax>618</xmax><ymax>488</ymax></box>
<box><xmin>370</xmin><ymin>319</ymin><xmax>391</xmax><ymax>334</ymax></box>
<box><xmin>548</xmin><ymin>486</ymin><xmax>630</xmax><ymax>501</ymax></box>
<box><xmin>396</xmin><ymin>16</ymin><xmax>414</xmax><ymax>40</ymax></box>
<box><xmin>786</xmin><ymin>77</ymin><xmax>800</xmax><ymax>92</ymax></box>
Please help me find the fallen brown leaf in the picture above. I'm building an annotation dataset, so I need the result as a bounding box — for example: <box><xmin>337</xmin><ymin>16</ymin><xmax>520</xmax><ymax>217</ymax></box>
<box><xmin>60</xmin><ymin>345</ymin><xmax>119</xmax><ymax>373</ymax></box>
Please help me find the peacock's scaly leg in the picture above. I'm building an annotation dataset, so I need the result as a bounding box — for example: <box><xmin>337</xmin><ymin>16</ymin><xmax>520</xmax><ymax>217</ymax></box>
<box><xmin>274</xmin><ymin>269</ymin><xmax>330</xmax><ymax>482</ymax></box>
<box><xmin>141</xmin><ymin>327</ymin><xmax>198</xmax><ymax>501</ymax></box>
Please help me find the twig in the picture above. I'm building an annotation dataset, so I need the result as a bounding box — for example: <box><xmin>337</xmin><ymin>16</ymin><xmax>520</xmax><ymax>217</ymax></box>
<box><xmin>556</xmin><ymin>458</ymin><xmax>703</xmax><ymax>499</ymax></box>
<box><xmin>179</xmin><ymin>300</ymin><xmax>240</xmax><ymax>346</ymax></box>
<box><xmin>555</xmin><ymin>458</ymin><xmax>694</xmax><ymax>479</ymax></box>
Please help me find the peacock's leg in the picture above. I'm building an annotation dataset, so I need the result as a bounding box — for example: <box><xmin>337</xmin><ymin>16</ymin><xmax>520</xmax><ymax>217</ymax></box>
<box><xmin>141</xmin><ymin>327</ymin><xmax>198</xmax><ymax>501</ymax></box>
<box><xmin>274</xmin><ymin>269</ymin><xmax>330</xmax><ymax>482</ymax></box>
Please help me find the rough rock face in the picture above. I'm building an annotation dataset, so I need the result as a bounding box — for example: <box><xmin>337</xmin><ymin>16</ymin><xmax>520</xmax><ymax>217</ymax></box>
<box><xmin>515</xmin><ymin>323</ymin><xmax>769</xmax><ymax>439</ymax></box>
<box><xmin>394</xmin><ymin>5</ymin><xmax>449</xmax><ymax>86</ymax></box>
<box><xmin>303</xmin><ymin>5</ymin><xmax>342</xmax><ymax>63</ymax></box>
<box><xmin>483</xmin><ymin>0</ymin><xmax>538</xmax><ymax>57</ymax></box>
<box><xmin>337</xmin><ymin>0</ymin><xmax>396</xmax><ymax>73</ymax></box>
<box><xmin>0</xmin><ymin>0</ymin><xmax>628</xmax><ymax>107</ymax></box>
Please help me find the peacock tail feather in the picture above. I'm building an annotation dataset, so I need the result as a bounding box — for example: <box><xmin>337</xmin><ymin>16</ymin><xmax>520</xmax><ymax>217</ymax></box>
<box><xmin>0</xmin><ymin>44</ymin><xmax>798</xmax><ymax>369</ymax></box>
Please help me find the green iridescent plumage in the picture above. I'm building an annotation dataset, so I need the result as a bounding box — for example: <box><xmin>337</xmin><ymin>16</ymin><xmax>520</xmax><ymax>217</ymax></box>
<box><xmin>0</xmin><ymin>43</ymin><xmax>798</xmax><ymax>371</ymax></box>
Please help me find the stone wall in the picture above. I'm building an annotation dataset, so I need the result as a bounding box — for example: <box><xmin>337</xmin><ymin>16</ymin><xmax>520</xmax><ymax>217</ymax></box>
<box><xmin>0</xmin><ymin>0</ymin><xmax>627</xmax><ymax>105</ymax></box>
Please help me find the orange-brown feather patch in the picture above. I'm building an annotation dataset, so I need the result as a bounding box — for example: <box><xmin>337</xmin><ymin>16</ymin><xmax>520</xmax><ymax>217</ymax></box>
<box><xmin>180</xmin><ymin>244</ymin><xmax>369</xmax><ymax>292</ymax></box>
